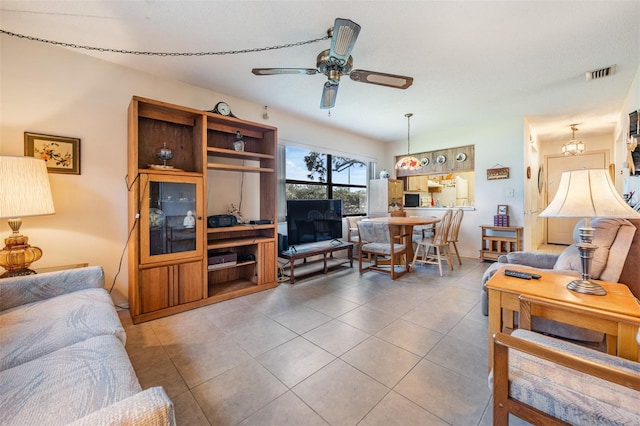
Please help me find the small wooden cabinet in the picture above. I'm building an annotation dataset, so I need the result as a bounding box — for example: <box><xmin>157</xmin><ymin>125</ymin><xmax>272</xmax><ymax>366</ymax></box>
<box><xmin>480</xmin><ymin>225</ymin><xmax>523</xmax><ymax>261</ymax></box>
<box><xmin>128</xmin><ymin>96</ymin><xmax>279</xmax><ymax>323</ymax></box>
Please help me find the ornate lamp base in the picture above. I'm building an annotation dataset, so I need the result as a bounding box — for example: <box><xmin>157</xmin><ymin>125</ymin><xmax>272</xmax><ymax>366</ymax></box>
<box><xmin>0</xmin><ymin>219</ymin><xmax>43</xmax><ymax>279</ymax></box>
<box><xmin>566</xmin><ymin>279</ymin><xmax>607</xmax><ymax>296</ymax></box>
<box><xmin>569</xmin><ymin>220</ymin><xmax>607</xmax><ymax>296</ymax></box>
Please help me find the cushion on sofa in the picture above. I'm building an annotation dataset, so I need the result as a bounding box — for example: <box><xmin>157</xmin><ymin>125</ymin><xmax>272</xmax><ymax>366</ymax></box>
<box><xmin>67</xmin><ymin>387</ymin><xmax>175</xmax><ymax>426</ymax></box>
<box><xmin>0</xmin><ymin>334</ymin><xmax>142</xmax><ymax>426</ymax></box>
<box><xmin>0</xmin><ymin>288</ymin><xmax>125</xmax><ymax>371</ymax></box>
<box><xmin>0</xmin><ymin>266</ymin><xmax>105</xmax><ymax>312</ymax></box>
<box><xmin>553</xmin><ymin>218</ymin><xmax>633</xmax><ymax>280</ymax></box>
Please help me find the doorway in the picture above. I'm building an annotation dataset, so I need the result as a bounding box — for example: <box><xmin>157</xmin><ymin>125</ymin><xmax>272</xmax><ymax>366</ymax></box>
<box><xmin>545</xmin><ymin>151</ymin><xmax>608</xmax><ymax>245</ymax></box>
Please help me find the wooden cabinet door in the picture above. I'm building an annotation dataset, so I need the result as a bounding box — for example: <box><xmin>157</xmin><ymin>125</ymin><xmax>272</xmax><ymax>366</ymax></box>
<box><xmin>139</xmin><ymin>266</ymin><xmax>171</xmax><ymax>314</ymax></box>
<box><xmin>139</xmin><ymin>173</ymin><xmax>204</xmax><ymax>264</ymax></box>
<box><xmin>259</xmin><ymin>241</ymin><xmax>277</xmax><ymax>286</ymax></box>
<box><xmin>175</xmin><ymin>260</ymin><xmax>204</xmax><ymax>304</ymax></box>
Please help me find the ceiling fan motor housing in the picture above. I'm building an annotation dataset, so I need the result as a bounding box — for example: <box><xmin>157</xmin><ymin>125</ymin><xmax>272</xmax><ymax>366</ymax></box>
<box><xmin>317</xmin><ymin>49</ymin><xmax>353</xmax><ymax>82</ymax></box>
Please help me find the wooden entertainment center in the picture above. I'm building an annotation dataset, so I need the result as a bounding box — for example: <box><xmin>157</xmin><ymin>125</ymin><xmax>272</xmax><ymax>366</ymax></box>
<box><xmin>127</xmin><ymin>96</ymin><xmax>278</xmax><ymax>323</ymax></box>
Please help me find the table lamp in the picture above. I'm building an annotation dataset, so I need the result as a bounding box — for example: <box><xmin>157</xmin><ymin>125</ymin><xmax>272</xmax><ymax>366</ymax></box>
<box><xmin>539</xmin><ymin>168</ymin><xmax>640</xmax><ymax>295</ymax></box>
<box><xmin>0</xmin><ymin>156</ymin><xmax>55</xmax><ymax>278</ymax></box>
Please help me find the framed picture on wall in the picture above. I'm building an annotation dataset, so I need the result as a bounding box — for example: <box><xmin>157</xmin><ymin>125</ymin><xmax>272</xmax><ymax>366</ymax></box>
<box><xmin>497</xmin><ymin>205</ymin><xmax>508</xmax><ymax>215</ymax></box>
<box><xmin>487</xmin><ymin>166</ymin><xmax>509</xmax><ymax>180</ymax></box>
<box><xmin>24</xmin><ymin>132</ymin><xmax>81</xmax><ymax>175</ymax></box>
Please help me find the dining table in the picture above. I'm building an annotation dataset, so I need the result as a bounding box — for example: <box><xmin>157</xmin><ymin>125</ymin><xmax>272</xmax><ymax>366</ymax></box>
<box><xmin>363</xmin><ymin>216</ymin><xmax>440</xmax><ymax>265</ymax></box>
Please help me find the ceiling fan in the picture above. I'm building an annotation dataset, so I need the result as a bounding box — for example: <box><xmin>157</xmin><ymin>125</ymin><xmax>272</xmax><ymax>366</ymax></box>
<box><xmin>252</xmin><ymin>18</ymin><xmax>414</xmax><ymax>109</ymax></box>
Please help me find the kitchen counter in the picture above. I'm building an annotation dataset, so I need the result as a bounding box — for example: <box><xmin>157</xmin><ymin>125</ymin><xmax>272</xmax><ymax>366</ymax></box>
<box><xmin>405</xmin><ymin>206</ymin><xmax>476</xmax><ymax>211</ymax></box>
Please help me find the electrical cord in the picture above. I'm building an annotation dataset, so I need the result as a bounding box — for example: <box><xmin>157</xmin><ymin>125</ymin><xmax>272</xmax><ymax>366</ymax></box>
<box><xmin>108</xmin><ymin>173</ymin><xmax>146</xmax><ymax>309</ymax></box>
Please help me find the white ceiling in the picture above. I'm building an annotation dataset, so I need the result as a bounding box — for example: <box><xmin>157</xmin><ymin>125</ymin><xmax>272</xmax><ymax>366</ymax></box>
<box><xmin>1</xmin><ymin>1</ymin><xmax>638</xmax><ymax>144</ymax></box>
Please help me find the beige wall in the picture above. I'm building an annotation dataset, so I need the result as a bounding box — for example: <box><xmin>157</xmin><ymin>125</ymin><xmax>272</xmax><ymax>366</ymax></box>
<box><xmin>383</xmin><ymin>118</ymin><xmax>526</xmax><ymax>257</ymax></box>
<box><xmin>2</xmin><ymin>35</ymin><xmax>637</xmax><ymax>304</ymax></box>
<box><xmin>0</xmin><ymin>37</ymin><xmax>384</xmax><ymax>306</ymax></box>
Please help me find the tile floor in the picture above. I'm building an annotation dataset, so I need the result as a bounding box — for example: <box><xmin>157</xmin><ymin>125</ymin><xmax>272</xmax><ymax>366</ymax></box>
<box><xmin>119</xmin><ymin>257</ymin><xmax>531</xmax><ymax>426</ymax></box>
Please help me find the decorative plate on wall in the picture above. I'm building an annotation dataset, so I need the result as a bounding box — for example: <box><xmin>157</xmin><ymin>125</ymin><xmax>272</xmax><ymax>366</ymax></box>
<box><xmin>421</xmin><ymin>157</ymin><xmax>430</xmax><ymax>166</ymax></box>
<box><xmin>436</xmin><ymin>154</ymin><xmax>447</xmax><ymax>164</ymax></box>
<box><xmin>455</xmin><ymin>152</ymin><xmax>467</xmax><ymax>162</ymax></box>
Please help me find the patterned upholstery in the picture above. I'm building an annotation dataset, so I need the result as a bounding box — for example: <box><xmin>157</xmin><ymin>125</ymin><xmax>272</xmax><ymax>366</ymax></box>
<box><xmin>1</xmin><ymin>335</ymin><xmax>142</xmax><ymax>425</ymax></box>
<box><xmin>0</xmin><ymin>267</ymin><xmax>175</xmax><ymax>425</ymax></box>
<box><xmin>357</xmin><ymin>221</ymin><xmax>409</xmax><ymax>280</ymax></box>
<box><xmin>493</xmin><ymin>329</ymin><xmax>640</xmax><ymax>425</ymax></box>
<box><xmin>0</xmin><ymin>288</ymin><xmax>126</xmax><ymax>371</ymax></box>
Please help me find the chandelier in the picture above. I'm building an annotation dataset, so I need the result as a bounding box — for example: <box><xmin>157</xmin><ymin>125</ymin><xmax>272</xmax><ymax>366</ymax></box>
<box><xmin>395</xmin><ymin>113</ymin><xmax>421</xmax><ymax>170</ymax></box>
<box><xmin>562</xmin><ymin>124</ymin><xmax>586</xmax><ymax>156</ymax></box>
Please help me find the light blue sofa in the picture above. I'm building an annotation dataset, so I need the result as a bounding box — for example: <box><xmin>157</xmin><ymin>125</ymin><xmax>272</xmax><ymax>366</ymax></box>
<box><xmin>0</xmin><ymin>266</ymin><xmax>175</xmax><ymax>425</ymax></box>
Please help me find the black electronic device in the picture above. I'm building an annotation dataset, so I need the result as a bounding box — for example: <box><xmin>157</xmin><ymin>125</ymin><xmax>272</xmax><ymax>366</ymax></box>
<box><xmin>207</xmin><ymin>214</ymin><xmax>237</xmax><ymax>228</ymax></box>
<box><xmin>504</xmin><ymin>270</ymin><xmax>541</xmax><ymax>280</ymax></box>
<box><xmin>237</xmin><ymin>253</ymin><xmax>256</xmax><ymax>262</ymax></box>
<box><xmin>404</xmin><ymin>193</ymin><xmax>420</xmax><ymax>207</ymax></box>
<box><xmin>286</xmin><ymin>199</ymin><xmax>343</xmax><ymax>246</ymax></box>
<box><xmin>278</xmin><ymin>233</ymin><xmax>289</xmax><ymax>253</ymax></box>
<box><xmin>249</xmin><ymin>219</ymin><xmax>273</xmax><ymax>225</ymax></box>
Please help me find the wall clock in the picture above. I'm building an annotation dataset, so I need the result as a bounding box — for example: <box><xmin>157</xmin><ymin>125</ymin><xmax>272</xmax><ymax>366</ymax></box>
<box><xmin>436</xmin><ymin>154</ymin><xmax>447</xmax><ymax>164</ymax></box>
<box><xmin>421</xmin><ymin>157</ymin><xmax>429</xmax><ymax>166</ymax></box>
<box><xmin>455</xmin><ymin>152</ymin><xmax>467</xmax><ymax>162</ymax></box>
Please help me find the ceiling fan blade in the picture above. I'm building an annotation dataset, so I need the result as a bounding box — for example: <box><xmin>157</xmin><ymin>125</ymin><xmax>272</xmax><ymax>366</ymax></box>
<box><xmin>252</xmin><ymin>68</ymin><xmax>318</xmax><ymax>76</ymax></box>
<box><xmin>350</xmin><ymin>69</ymin><xmax>413</xmax><ymax>89</ymax></box>
<box><xmin>329</xmin><ymin>18</ymin><xmax>361</xmax><ymax>63</ymax></box>
<box><xmin>320</xmin><ymin>82</ymin><xmax>339</xmax><ymax>109</ymax></box>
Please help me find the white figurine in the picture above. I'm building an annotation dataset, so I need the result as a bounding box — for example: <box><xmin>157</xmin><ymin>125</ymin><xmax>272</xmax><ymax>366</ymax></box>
<box><xmin>228</xmin><ymin>204</ymin><xmax>244</xmax><ymax>224</ymax></box>
<box><xmin>183</xmin><ymin>210</ymin><xmax>195</xmax><ymax>228</ymax></box>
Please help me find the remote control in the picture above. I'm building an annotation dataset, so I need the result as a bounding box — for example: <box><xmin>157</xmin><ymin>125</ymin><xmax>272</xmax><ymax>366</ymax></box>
<box><xmin>504</xmin><ymin>269</ymin><xmax>534</xmax><ymax>280</ymax></box>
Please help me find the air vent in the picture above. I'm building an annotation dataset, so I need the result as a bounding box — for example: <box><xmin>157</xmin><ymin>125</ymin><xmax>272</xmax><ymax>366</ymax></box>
<box><xmin>586</xmin><ymin>65</ymin><xmax>616</xmax><ymax>81</ymax></box>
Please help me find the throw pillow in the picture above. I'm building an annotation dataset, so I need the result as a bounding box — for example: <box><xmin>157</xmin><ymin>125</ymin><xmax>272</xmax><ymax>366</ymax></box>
<box><xmin>553</xmin><ymin>244</ymin><xmax>582</xmax><ymax>273</ymax></box>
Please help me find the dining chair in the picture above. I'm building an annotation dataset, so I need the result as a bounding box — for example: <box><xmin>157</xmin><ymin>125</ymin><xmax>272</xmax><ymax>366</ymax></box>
<box><xmin>412</xmin><ymin>208</ymin><xmax>454</xmax><ymax>276</ymax></box>
<box><xmin>356</xmin><ymin>221</ymin><xmax>409</xmax><ymax>280</ymax></box>
<box><xmin>347</xmin><ymin>216</ymin><xmax>370</xmax><ymax>260</ymax></box>
<box><xmin>447</xmin><ymin>208</ymin><xmax>464</xmax><ymax>266</ymax></box>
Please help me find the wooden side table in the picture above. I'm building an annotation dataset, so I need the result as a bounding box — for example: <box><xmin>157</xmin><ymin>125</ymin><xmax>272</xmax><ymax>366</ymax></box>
<box><xmin>479</xmin><ymin>225</ymin><xmax>522</xmax><ymax>261</ymax></box>
<box><xmin>486</xmin><ymin>265</ymin><xmax>640</xmax><ymax>371</ymax></box>
<box><xmin>34</xmin><ymin>263</ymin><xmax>89</xmax><ymax>273</ymax></box>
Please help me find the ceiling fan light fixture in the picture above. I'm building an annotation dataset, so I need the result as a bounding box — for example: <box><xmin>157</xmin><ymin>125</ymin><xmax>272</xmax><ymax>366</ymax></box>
<box><xmin>562</xmin><ymin>124</ymin><xmax>586</xmax><ymax>156</ymax></box>
<box><xmin>396</xmin><ymin>113</ymin><xmax>421</xmax><ymax>171</ymax></box>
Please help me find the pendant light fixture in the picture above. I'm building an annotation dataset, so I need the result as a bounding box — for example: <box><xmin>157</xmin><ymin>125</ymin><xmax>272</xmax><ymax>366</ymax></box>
<box><xmin>395</xmin><ymin>113</ymin><xmax>421</xmax><ymax>170</ymax></box>
<box><xmin>562</xmin><ymin>124</ymin><xmax>586</xmax><ymax>156</ymax></box>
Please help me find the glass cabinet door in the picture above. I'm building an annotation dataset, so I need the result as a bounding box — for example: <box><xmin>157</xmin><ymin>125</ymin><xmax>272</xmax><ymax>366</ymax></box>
<box><xmin>140</xmin><ymin>173</ymin><xmax>203</xmax><ymax>264</ymax></box>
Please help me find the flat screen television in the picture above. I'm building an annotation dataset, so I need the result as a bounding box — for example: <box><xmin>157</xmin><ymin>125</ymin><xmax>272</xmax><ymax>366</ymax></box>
<box><xmin>286</xmin><ymin>199</ymin><xmax>343</xmax><ymax>246</ymax></box>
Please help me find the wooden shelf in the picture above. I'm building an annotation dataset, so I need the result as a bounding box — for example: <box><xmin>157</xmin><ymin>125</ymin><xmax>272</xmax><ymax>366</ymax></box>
<box><xmin>207</xmin><ymin>260</ymin><xmax>256</xmax><ymax>272</ymax></box>
<box><xmin>480</xmin><ymin>225</ymin><xmax>523</xmax><ymax>261</ymax></box>
<box><xmin>207</xmin><ymin>162</ymin><xmax>274</xmax><ymax>173</ymax></box>
<box><xmin>208</xmin><ymin>224</ymin><xmax>274</xmax><ymax>234</ymax></box>
<box><xmin>207</xmin><ymin>237</ymin><xmax>274</xmax><ymax>250</ymax></box>
<box><xmin>207</xmin><ymin>147</ymin><xmax>275</xmax><ymax>161</ymax></box>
